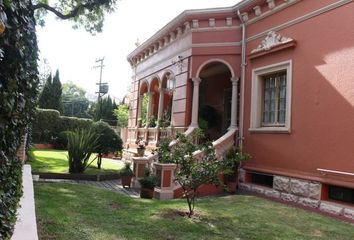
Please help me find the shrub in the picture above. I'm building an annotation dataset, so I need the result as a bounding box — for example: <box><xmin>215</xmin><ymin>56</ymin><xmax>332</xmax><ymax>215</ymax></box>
<box><xmin>138</xmin><ymin>168</ymin><xmax>158</xmax><ymax>189</ymax></box>
<box><xmin>32</xmin><ymin>109</ymin><xmax>60</xmax><ymax>143</ymax></box>
<box><xmin>54</xmin><ymin>131</ymin><xmax>71</xmax><ymax>149</ymax></box>
<box><xmin>91</xmin><ymin>121</ymin><xmax>123</xmax><ymax>169</ymax></box>
<box><xmin>67</xmin><ymin>129</ymin><xmax>98</xmax><ymax>173</ymax></box>
<box><xmin>32</xmin><ymin>108</ymin><xmax>93</xmax><ymax>145</ymax></box>
<box><xmin>119</xmin><ymin>162</ymin><xmax>134</xmax><ymax>177</ymax></box>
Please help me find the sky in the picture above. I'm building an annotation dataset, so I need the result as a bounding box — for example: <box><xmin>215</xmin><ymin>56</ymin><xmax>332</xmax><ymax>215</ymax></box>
<box><xmin>36</xmin><ymin>0</ymin><xmax>239</xmax><ymax>102</ymax></box>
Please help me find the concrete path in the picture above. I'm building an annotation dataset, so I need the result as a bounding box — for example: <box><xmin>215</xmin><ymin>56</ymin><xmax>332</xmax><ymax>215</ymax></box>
<box><xmin>35</xmin><ymin>178</ymin><xmax>140</xmax><ymax>198</ymax></box>
<box><xmin>12</xmin><ymin>165</ymin><xmax>38</xmax><ymax>240</ymax></box>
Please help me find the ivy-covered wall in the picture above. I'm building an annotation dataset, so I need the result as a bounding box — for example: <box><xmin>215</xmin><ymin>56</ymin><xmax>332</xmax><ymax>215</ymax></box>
<box><xmin>0</xmin><ymin>0</ymin><xmax>39</xmax><ymax>238</ymax></box>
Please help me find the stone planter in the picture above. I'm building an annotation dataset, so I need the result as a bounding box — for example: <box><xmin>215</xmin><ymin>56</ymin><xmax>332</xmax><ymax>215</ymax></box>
<box><xmin>153</xmin><ymin>163</ymin><xmax>177</xmax><ymax>200</ymax></box>
<box><xmin>132</xmin><ymin>157</ymin><xmax>150</xmax><ymax>188</ymax></box>
<box><xmin>121</xmin><ymin>176</ymin><xmax>132</xmax><ymax>188</ymax></box>
<box><xmin>140</xmin><ymin>188</ymin><xmax>154</xmax><ymax>199</ymax></box>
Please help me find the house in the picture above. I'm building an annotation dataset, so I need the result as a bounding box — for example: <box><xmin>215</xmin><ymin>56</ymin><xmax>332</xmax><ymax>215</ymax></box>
<box><xmin>125</xmin><ymin>0</ymin><xmax>354</xmax><ymax>220</ymax></box>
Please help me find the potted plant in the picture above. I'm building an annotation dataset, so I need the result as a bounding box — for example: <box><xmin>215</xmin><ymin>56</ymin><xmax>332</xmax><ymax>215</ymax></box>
<box><xmin>138</xmin><ymin>168</ymin><xmax>158</xmax><ymax>199</ymax></box>
<box><xmin>223</xmin><ymin>147</ymin><xmax>250</xmax><ymax>193</ymax></box>
<box><xmin>136</xmin><ymin>139</ymin><xmax>146</xmax><ymax>157</ymax></box>
<box><xmin>120</xmin><ymin>162</ymin><xmax>134</xmax><ymax>188</ymax></box>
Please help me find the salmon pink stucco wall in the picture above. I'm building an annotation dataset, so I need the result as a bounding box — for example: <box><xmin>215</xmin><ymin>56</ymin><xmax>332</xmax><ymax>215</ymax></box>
<box><xmin>242</xmin><ymin>0</ymin><xmax>354</xmax><ymax>187</ymax></box>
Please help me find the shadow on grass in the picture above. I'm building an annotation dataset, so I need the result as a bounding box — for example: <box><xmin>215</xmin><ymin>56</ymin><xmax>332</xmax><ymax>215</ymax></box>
<box><xmin>34</xmin><ymin>183</ymin><xmax>354</xmax><ymax>240</ymax></box>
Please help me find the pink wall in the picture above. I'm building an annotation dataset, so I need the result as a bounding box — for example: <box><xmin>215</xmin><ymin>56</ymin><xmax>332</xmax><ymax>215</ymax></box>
<box><xmin>242</xmin><ymin>0</ymin><xmax>354</xmax><ymax>186</ymax></box>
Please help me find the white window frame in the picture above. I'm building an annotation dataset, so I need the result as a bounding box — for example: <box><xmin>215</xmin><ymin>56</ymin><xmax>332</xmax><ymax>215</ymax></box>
<box><xmin>249</xmin><ymin>60</ymin><xmax>292</xmax><ymax>133</ymax></box>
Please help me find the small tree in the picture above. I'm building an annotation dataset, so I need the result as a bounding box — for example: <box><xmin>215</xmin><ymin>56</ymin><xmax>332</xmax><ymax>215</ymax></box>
<box><xmin>113</xmin><ymin>103</ymin><xmax>129</xmax><ymax>128</ymax></box>
<box><xmin>91</xmin><ymin>121</ymin><xmax>123</xmax><ymax>169</ymax></box>
<box><xmin>67</xmin><ymin>129</ymin><xmax>98</xmax><ymax>173</ymax></box>
<box><xmin>167</xmin><ymin>130</ymin><xmax>227</xmax><ymax>217</ymax></box>
<box><xmin>38</xmin><ymin>69</ymin><xmax>63</xmax><ymax>112</ymax></box>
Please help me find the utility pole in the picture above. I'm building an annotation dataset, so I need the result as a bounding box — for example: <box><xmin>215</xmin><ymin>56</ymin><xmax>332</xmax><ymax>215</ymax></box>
<box><xmin>93</xmin><ymin>57</ymin><xmax>108</xmax><ymax>121</ymax></box>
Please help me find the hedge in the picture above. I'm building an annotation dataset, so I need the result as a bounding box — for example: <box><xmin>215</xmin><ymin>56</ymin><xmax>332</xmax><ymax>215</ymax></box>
<box><xmin>32</xmin><ymin>108</ymin><xmax>93</xmax><ymax>144</ymax></box>
<box><xmin>32</xmin><ymin>109</ymin><xmax>122</xmax><ymax>153</ymax></box>
<box><xmin>0</xmin><ymin>1</ymin><xmax>39</xmax><ymax>238</ymax></box>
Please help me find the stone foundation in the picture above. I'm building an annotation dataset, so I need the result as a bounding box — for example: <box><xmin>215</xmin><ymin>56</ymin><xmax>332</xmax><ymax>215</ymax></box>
<box><xmin>239</xmin><ymin>169</ymin><xmax>354</xmax><ymax>222</ymax></box>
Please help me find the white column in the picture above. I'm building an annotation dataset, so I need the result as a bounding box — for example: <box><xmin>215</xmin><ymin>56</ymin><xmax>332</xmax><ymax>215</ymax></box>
<box><xmin>146</xmin><ymin>92</ymin><xmax>154</xmax><ymax>127</ymax></box>
<box><xmin>190</xmin><ymin>77</ymin><xmax>202</xmax><ymax>128</ymax></box>
<box><xmin>157</xmin><ymin>88</ymin><xmax>165</xmax><ymax>127</ymax></box>
<box><xmin>137</xmin><ymin>95</ymin><xmax>143</xmax><ymax>126</ymax></box>
<box><xmin>229</xmin><ymin>77</ymin><xmax>239</xmax><ymax>129</ymax></box>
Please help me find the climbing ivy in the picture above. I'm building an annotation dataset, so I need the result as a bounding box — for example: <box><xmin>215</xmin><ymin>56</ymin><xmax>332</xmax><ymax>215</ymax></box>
<box><xmin>0</xmin><ymin>0</ymin><xmax>39</xmax><ymax>238</ymax></box>
<box><xmin>0</xmin><ymin>0</ymin><xmax>118</xmax><ymax>237</ymax></box>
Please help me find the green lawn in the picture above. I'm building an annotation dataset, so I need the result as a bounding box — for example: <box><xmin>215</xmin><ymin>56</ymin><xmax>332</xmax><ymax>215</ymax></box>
<box><xmin>34</xmin><ymin>183</ymin><xmax>354</xmax><ymax>240</ymax></box>
<box><xmin>28</xmin><ymin>149</ymin><xmax>123</xmax><ymax>175</ymax></box>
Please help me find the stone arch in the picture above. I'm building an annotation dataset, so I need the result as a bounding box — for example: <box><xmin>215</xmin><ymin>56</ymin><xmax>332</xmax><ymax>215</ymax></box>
<box><xmin>196</xmin><ymin>58</ymin><xmax>235</xmax><ymax>79</ymax></box>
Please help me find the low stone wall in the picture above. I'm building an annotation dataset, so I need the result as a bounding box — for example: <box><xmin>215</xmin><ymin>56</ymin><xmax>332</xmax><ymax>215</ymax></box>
<box><xmin>12</xmin><ymin>165</ymin><xmax>38</xmax><ymax>240</ymax></box>
<box><xmin>239</xmin><ymin>169</ymin><xmax>354</xmax><ymax>222</ymax></box>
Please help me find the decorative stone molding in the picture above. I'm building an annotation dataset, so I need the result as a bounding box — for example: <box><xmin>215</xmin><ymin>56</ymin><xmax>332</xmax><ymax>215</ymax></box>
<box><xmin>251</xmin><ymin>31</ymin><xmax>294</xmax><ymax>53</ymax></box>
<box><xmin>169</xmin><ymin>32</ymin><xmax>175</xmax><ymax>42</ymax></box>
<box><xmin>163</xmin><ymin>36</ymin><xmax>169</xmax><ymax>47</ymax></box>
<box><xmin>184</xmin><ymin>21</ymin><xmax>191</xmax><ymax>31</ymax></box>
<box><xmin>267</xmin><ymin>0</ymin><xmax>276</xmax><ymax>9</ymax></box>
<box><xmin>158</xmin><ymin>40</ymin><xmax>163</xmax><ymax>50</ymax></box>
<box><xmin>253</xmin><ymin>6</ymin><xmax>262</xmax><ymax>16</ymax></box>
<box><xmin>298</xmin><ymin>197</ymin><xmax>320</xmax><ymax>208</ymax></box>
<box><xmin>252</xmin><ymin>185</ymin><xmax>265</xmax><ymax>195</ymax></box>
<box><xmin>280</xmin><ymin>193</ymin><xmax>299</xmax><ymax>202</ymax></box>
<box><xmin>209</xmin><ymin>18</ymin><xmax>215</xmax><ymax>27</ymax></box>
<box><xmin>343</xmin><ymin>208</ymin><xmax>354</xmax><ymax>220</ymax></box>
<box><xmin>264</xmin><ymin>189</ymin><xmax>280</xmax><ymax>198</ymax></box>
<box><xmin>319</xmin><ymin>202</ymin><xmax>344</xmax><ymax>215</ymax></box>
<box><xmin>226</xmin><ymin>17</ymin><xmax>233</xmax><ymax>26</ymax></box>
<box><xmin>192</xmin><ymin>19</ymin><xmax>199</xmax><ymax>28</ymax></box>
<box><xmin>241</xmin><ymin>12</ymin><xmax>249</xmax><ymax>22</ymax></box>
<box><xmin>176</xmin><ymin>27</ymin><xmax>182</xmax><ymax>38</ymax></box>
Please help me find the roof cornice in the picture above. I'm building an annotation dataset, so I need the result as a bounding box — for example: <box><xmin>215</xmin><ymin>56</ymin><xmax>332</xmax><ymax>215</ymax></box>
<box><xmin>127</xmin><ymin>0</ymin><xmax>256</xmax><ymax>63</ymax></box>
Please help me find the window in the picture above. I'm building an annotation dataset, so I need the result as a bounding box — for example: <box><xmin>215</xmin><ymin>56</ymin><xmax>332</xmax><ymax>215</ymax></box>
<box><xmin>262</xmin><ymin>72</ymin><xmax>287</xmax><ymax>126</ymax></box>
<box><xmin>249</xmin><ymin>172</ymin><xmax>274</xmax><ymax>188</ymax></box>
<box><xmin>250</xmin><ymin>60</ymin><xmax>292</xmax><ymax>133</ymax></box>
<box><xmin>328</xmin><ymin>185</ymin><xmax>354</xmax><ymax>204</ymax></box>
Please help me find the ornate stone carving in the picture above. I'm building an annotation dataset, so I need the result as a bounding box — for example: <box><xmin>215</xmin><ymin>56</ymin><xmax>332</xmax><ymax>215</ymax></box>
<box><xmin>226</xmin><ymin>17</ymin><xmax>233</xmax><ymax>27</ymax></box>
<box><xmin>209</xmin><ymin>18</ymin><xmax>215</xmax><ymax>27</ymax></box>
<box><xmin>251</xmin><ymin>31</ymin><xmax>293</xmax><ymax>53</ymax></box>
<box><xmin>267</xmin><ymin>0</ymin><xmax>275</xmax><ymax>9</ymax></box>
<box><xmin>253</xmin><ymin>6</ymin><xmax>262</xmax><ymax>16</ymax></box>
<box><xmin>176</xmin><ymin>27</ymin><xmax>182</xmax><ymax>38</ymax></box>
<box><xmin>184</xmin><ymin>21</ymin><xmax>191</xmax><ymax>31</ymax></box>
<box><xmin>192</xmin><ymin>19</ymin><xmax>199</xmax><ymax>28</ymax></box>
<box><xmin>241</xmin><ymin>12</ymin><xmax>248</xmax><ymax>22</ymax></box>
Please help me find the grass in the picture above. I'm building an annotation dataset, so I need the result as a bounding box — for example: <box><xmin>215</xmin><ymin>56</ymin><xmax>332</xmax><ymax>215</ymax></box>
<box><xmin>34</xmin><ymin>182</ymin><xmax>354</xmax><ymax>240</ymax></box>
<box><xmin>28</xmin><ymin>149</ymin><xmax>123</xmax><ymax>175</ymax></box>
